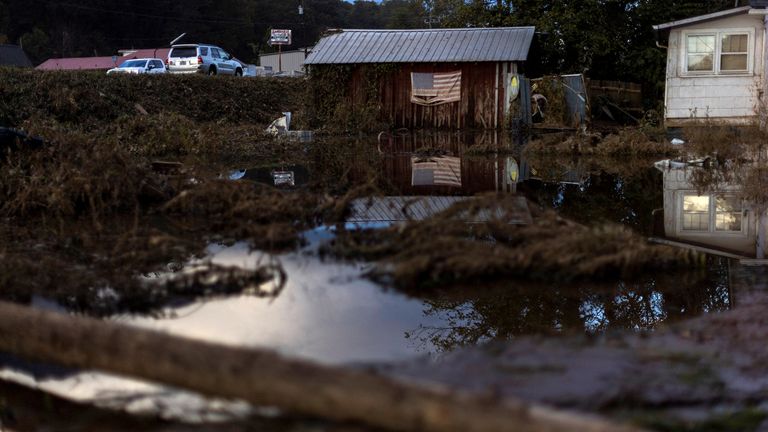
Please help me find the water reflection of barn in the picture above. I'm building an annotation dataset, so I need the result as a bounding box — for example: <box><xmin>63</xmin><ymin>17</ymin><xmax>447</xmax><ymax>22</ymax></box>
<box><xmin>380</xmin><ymin>133</ymin><xmax>519</xmax><ymax>195</ymax></box>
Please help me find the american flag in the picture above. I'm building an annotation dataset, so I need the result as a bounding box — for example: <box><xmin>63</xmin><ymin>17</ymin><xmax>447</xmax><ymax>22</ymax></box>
<box><xmin>411</xmin><ymin>156</ymin><xmax>462</xmax><ymax>187</ymax></box>
<box><xmin>411</xmin><ymin>71</ymin><xmax>462</xmax><ymax>106</ymax></box>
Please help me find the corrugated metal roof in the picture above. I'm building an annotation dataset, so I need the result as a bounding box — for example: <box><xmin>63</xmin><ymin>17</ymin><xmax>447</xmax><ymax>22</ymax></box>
<box><xmin>347</xmin><ymin>196</ymin><xmax>532</xmax><ymax>224</ymax></box>
<box><xmin>0</xmin><ymin>45</ymin><xmax>32</xmax><ymax>67</ymax></box>
<box><xmin>653</xmin><ymin>6</ymin><xmax>752</xmax><ymax>30</ymax></box>
<box><xmin>305</xmin><ymin>27</ymin><xmax>535</xmax><ymax>65</ymax></box>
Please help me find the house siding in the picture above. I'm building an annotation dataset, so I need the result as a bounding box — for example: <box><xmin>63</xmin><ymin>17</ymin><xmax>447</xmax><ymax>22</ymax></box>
<box><xmin>664</xmin><ymin>14</ymin><xmax>765</xmax><ymax>125</ymax></box>
<box><xmin>260</xmin><ymin>50</ymin><xmax>307</xmax><ymax>73</ymax></box>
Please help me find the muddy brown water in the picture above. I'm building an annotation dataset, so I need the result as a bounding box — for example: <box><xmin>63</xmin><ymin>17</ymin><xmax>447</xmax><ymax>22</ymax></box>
<box><xmin>0</xmin><ymin>134</ymin><xmax>741</xmax><ymax>428</ymax></box>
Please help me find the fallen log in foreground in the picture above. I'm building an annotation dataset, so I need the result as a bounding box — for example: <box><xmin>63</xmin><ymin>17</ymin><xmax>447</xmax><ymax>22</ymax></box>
<box><xmin>0</xmin><ymin>301</ymin><xmax>646</xmax><ymax>432</ymax></box>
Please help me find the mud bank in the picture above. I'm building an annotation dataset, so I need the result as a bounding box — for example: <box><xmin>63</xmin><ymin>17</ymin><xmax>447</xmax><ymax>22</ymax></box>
<box><xmin>380</xmin><ymin>264</ymin><xmax>768</xmax><ymax>431</ymax></box>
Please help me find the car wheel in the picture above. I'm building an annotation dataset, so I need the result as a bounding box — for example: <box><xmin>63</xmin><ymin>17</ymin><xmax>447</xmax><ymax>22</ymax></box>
<box><xmin>208</xmin><ymin>67</ymin><xmax>217</xmax><ymax>76</ymax></box>
<box><xmin>235</xmin><ymin>68</ymin><xmax>243</xmax><ymax>77</ymax></box>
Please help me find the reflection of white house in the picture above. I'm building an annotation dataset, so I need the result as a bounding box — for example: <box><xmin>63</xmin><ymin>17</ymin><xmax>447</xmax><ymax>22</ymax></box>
<box><xmin>654</xmin><ymin>2</ymin><xmax>768</xmax><ymax>126</ymax></box>
<box><xmin>655</xmin><ymin>163</ymin><xmax>767</xmax><ymax>260</ymax></box>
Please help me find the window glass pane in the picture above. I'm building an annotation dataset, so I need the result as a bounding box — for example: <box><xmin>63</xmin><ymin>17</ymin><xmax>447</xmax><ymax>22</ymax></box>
<box><xmin>722</xmin><ymin>34</ymin><xmax>748</xmax><ymax>53</ymax></box>
<box><xmin>170</xmin><ymin>47</ymin><xmax>196</xmax><ymax>58</ymax></box>
<box><xmin>716</xmin><ymin>196</ymin><xmax>739</xmax><ymax>212</ymax></box>
<box><xmin>688</xmin><ymin>35</ymin><xmax>715</xmax><ymax>53</ymax></box>
<box><xmin>688</xmin><ymin>54</ymin><xmax>714</xmax><ymax>71</ymax></box>
<box><xmin>684</xmin><ymin>195</ymin><xmax>710</xmax><ymax>212</ymax></box>
<box><xmin>687</xmin><ymin>35</ymin><xmax>715</xmax><ymax>72</ymax></box>
<box><xmin>715</xmin><ymin>196</ymin><xmax>742</xmax><ymax>231</ymax></box>
<box><xmin>721</xmin><ymin>54</ymin><xmax>748</xmax><ymax>71</ymax></box>
<box><xmin>716</xmin><ymin>213</ymin><xmax>742</xmax><ymax>231</ymax></box>
<box><xmin>683</xmin><ymin>195</ymin><xmax>710</xmax><ymax>231</ymax></box>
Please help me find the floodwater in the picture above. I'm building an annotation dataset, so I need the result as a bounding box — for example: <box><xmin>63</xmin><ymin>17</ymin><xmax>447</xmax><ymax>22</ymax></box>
<box><xmin>0</xmin><ymin>132</ymin><xmax>747</xmax><ymax>425</ymax></box>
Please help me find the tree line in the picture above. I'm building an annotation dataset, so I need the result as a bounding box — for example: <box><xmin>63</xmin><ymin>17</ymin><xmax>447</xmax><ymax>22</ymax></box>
<box><xmin>0</xmin><ymin>0</ymin><xmax>748</xmax><ymax>101</ymax></box>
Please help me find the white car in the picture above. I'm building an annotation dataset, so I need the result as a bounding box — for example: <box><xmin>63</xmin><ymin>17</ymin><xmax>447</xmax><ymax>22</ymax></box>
<box><xmin>107</xmin><ymin>58</ymin><xmax>167</xmax><ymax>74</ymax></box>
<box><xmin>167</xmin><ymin>44</ymin><xmax>243</xmax><ymax>76</ymax></box>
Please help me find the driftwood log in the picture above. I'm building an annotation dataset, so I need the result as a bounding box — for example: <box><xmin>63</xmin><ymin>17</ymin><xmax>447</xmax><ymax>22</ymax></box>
<box><xmin>0</xmin><ymin>301</ymin><xmax>646</xmax><ymax>432</ymax></box>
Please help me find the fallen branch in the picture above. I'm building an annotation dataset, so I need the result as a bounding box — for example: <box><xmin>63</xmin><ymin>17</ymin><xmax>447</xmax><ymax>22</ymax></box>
<box><xmin>0</xmin><ymin>301</ymin><xmax>646</xmax><ymax>432</ymax></box>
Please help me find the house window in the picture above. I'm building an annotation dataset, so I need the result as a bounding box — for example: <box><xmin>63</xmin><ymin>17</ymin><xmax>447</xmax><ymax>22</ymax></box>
<box><xmin>687</xmin><ymin>34</ymin><xmax>715</xmax><ymax>72</ymax></box>
<box><xmin>684</xmin><ymin>30</ymin><xmax>751</xmax><ymax>74</ymax></box>
<box><xmin>715</xmin><ymin>196</ymin><xmax>742</xmax><ymax>231</ymax></box>
<box><xmin>681</xmin><ymin>193</ymin><xmax>743</xmax><ymax>233</ymax></box>
<box><xmin>720</xmin><ymin>34</ymin><xmax>748</xmax><ymax>71</ymax></box>
<box><xmin>683</xmin><ymin>195</ymin><xmax>710</xmax><ymax>231</ymax></box>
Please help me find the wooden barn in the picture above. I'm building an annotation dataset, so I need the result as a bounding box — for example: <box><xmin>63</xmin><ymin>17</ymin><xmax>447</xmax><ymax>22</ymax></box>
<box><xmin>304</xmin><ymin>27</ymin><xmax>535</xmax><ymax>130</ymax></box>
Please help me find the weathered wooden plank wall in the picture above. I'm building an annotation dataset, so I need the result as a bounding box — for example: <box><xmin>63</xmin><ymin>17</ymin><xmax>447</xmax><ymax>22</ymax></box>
<box><xmin>587</xmin><ymin>80</ymin><xmax>643</xmax><ymax>110</ymax></box>
<box><xmin>347</xmin><ymin>62</ymin><xmax>515</xmax><ymax>130</ymax></box>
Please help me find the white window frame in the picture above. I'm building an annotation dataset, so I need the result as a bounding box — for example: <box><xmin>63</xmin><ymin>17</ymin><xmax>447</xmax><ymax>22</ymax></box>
<box><xmin>678</xmin><ymin>192</ymin><xmax>746</xmax><ymax>236</ymax></box>
<box><xmin>681</xmin><ymin>28</ymin><xmax>754</xmax><ymax>76</ymax></box>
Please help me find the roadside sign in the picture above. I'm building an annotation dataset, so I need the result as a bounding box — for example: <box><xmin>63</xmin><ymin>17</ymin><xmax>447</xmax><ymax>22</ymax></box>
<box><xmin>270</xmin><ymin>29</ymin><xmax>292</xmax><ymax>46</ymax></box>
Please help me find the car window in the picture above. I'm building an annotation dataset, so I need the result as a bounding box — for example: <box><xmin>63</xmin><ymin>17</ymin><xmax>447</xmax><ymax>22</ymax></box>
<box><xmin>170</xmin><ymin>47</ymin><xmax>197</xmax><ymax>58</ymax></box>
<box><xmin>221</xmin><ymin>51</ymin><xmax>229</xmax><ymax>59</ymax></box>
<box><xmin>200</xmin><ymin>47</ymin><xmax>208</xmax><ymax>56</ymax></box>
<box><xmin>211</xmin><ymin>48</ymin><xmax>221</xmax><ymax>59</ymax></box>
<box><xmin>121</xmin><ymin>60</ymin><xmax>147</xmax><ymax>68</ymax></box>
<box><xmin>151</xmin><ymin>60</ymin><xmax>163</xmax><ymax>68</ymax></box>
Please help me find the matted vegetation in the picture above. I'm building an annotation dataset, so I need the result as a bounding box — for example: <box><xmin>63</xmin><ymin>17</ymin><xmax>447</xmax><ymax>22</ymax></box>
<box><xmin>0</xmin><ymin>68</ymin><xmax>302</xmax><ymax>127</ymax></box>
<box><xmin>525</xmin><ymin>128</ymin><xmax>675</xmax><ymax>156</ymax></box>
<box><xmin>327</xmin><ymin>194</ymin><xmax>701</xmax><ymax>290</ymax></box>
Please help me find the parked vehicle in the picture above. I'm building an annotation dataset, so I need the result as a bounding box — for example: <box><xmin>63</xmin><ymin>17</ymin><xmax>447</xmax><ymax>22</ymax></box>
<box><xmin>166</xmin><ymin>44</ymin><xmax>243</xmax><ymax>76</ymax></box>
<box><xmin>106</xmin><ymin>58</ymin><xmax>167</xmax><ymax>74</ymax></box>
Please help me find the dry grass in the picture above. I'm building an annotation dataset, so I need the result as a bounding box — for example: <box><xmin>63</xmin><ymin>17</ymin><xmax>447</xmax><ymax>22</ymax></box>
<box><xmin>0</xmin><ymin>68</ymin><xmax>303</xmax><ymax>129</ymax></box>
<box><xmin>681</xmin><ymin>122</ymin><xmax>768</xmax><ymax>208</ymax></box>
<box><xmin>525</xmin><ymin>128</ymin><xmax>676</xmax><ymax>157</ymax></box>
<box><xmin>681</xmin><ymin>123</ymin><xmax>766</xmax><ymax>162</ymax></box>
<box><xmin>0</xmin><ymin>123</ymin><xmax>370</xmax><ymax>314</ymax></box>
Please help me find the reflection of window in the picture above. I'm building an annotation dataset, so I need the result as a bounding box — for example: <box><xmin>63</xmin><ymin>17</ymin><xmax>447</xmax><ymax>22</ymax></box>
<box><xmin>681</xmin><ymin>193</ymin><xmax>743</xmax><ymax>233</ymax></box>
<box><xmin>716</xmin><ymin>196</ymin><xmax>742</xmax><ymax>231</ymax></box>
<box><xmin>683</xmin><ymin>195</ymin><xmax>710</xmax><ymax>231</ymax></box>
<box><xmin>685</xmin><ymin>31</ymin><xmax>751</xmax><ymax>74</ymax></box>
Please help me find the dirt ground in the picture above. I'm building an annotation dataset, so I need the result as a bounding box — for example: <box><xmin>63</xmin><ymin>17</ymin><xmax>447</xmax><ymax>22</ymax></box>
<box><xmin>380</xmin><ymin>264</ymin><xmax>768</xmax><ymax>431</ymax></box>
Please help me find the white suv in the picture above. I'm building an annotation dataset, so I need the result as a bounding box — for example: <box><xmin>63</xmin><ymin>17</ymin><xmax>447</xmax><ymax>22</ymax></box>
<box><xmin>167</xmin><ymin>44</ymin><xmax>243</xmax><ymax>76</ymax></box>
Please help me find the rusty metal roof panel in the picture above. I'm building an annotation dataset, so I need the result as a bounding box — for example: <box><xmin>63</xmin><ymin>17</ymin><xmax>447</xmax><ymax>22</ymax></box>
<box><xmin>305</xmin><ymin>27</ymin><xmax>535</xmax><ymax>64</ymax></box>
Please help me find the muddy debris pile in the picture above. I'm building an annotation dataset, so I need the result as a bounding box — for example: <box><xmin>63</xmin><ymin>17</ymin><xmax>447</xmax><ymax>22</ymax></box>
<box><xmin>328</xmin><ymin>194</ymin><xmax>702</xmax><ymax>289</ymax></box>
<box><xmin>0</xmin><ymin>130</ymin><xmax>344</xmax><ymax>314</ymax></box>
<box><xmin>526</xmin><ymin>128</ymin><xmax>675</xmax><ymax>156</ymax></box>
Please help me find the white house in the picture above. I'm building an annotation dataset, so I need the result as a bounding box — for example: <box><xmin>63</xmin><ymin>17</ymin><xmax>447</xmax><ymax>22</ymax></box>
<box><xmin>654</xmin><ymin>2</ymin><xmax>768</xmax><ymax>126</ymax></box>
<box><xmin>654</xmin><ymin>162</ymin><xmax>768</xmax><ymax>261</ymax></box>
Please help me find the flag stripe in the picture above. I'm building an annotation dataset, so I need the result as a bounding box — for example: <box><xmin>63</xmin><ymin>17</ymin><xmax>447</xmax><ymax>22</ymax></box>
<box><xmin>411</xmin><ymin>71</ymin><xmax>462</xmax><ymax>106</ymax></box>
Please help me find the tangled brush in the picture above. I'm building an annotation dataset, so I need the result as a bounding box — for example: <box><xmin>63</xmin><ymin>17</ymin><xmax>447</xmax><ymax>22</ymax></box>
<box><xmin>329</xmin><ymin>194</ymin><xmax>701</xmax><ymax>290</ymax></box>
